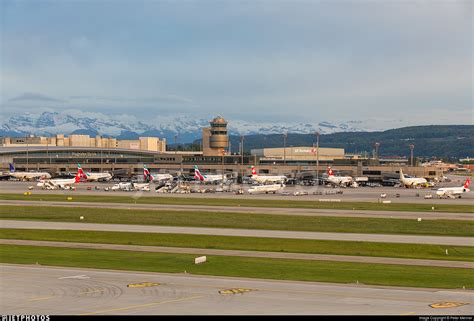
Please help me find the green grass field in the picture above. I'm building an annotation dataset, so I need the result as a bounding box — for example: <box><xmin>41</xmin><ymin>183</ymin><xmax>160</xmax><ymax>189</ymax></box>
<box><xmin>1</xmin><ymin>244</ymin><xmax>471</xmax><ymax>289</ymax></box>
<box><xmin>2</xmin><ymin>228</ymin><xmax>473</xmax><ymax>262</ymax></box>
<box><xmin>1</xmin><ymin>193</ymin><xmax>472</xmax><ymax>213</ymax></box>
<box><xmin>1</xmin><ymin>205</ymin><xmax>473</xmax><ymax>236</ymax></box>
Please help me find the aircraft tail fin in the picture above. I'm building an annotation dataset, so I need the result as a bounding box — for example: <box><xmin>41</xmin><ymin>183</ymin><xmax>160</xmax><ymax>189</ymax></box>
<box><xmin>251</xmin><ymin>166</ymin><xmax>257</xmax><ymax>176</ymax></box>
<box><xmin>143</xmin><ymin>165</ymin><xmax>154</xmax><ymax>182</ymax></box>
<box><xmin>464</xmin><ymin>178</ymin><xmax>470</xmax><ymax>189</ymax></box>
<box><xmin>9</xmin><ymin>163</ymin><xmax>15</xmax><ymax>172</ymax></box>
<box><xmin>194</xmin><ymin>165</ymin><xmax>204</xmax><ymax>181</ymax></box>
<box><xmin>77</xmin><ymin>164</ymin><xmax>87</xmax><ymax>178</ymax></box>
<box><xmin>327</xmin><ymin>166</ymin><xmax>334</xmax><ymax>176</ymax></box>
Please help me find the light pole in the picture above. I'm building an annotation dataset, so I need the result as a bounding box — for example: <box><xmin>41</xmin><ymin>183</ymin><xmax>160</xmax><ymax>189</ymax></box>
<box><xmin>409</xmin><ymin>144</ymin><xmax>415</xmax><ymax>166</ymax></box>
<box><xmin>221</xmin><ymin>149</ymin><xmax>225</xmax><ymax>184</ymax></box>
<box><xmin>46</xmin><ymin>139</ymin><xmax>50</xmax><ymax>164</ymax></box>
<box><xmin>26</xmin><ymin>138</ymin><xmax>29</xmax><ymax>170</ymax></box>
<box><xmin>316</xmin><ymin>131</ymin><xmax>320</xmax><ymax>184</ymax></box>
<box><xmin>283</xmin><ymin>132</ymin><xmax>288</xmax><ymax>165</ymax></box>
<box><xmin>240</xmin><ymin>135</ymin><xmax>244</xmax><ymax>182</ymax></box>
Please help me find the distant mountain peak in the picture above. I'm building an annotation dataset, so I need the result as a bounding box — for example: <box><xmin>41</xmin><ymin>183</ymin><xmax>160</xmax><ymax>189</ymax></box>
<box><xmin>1</xmin><ymin>110</ymin><xmax>382</xmax><ymax>143</ymax></box>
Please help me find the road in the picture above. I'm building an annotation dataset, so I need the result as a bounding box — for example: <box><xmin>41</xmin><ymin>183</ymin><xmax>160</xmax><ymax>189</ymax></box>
<box><xmin>1</xmin><ymin>220</ymin><xmax>472</xmax><ymax>246</ymax></box>
<box><xmin>1</xmin><ymin>264</ymin><xmax>472</xmax><ymax>315</ymax></box>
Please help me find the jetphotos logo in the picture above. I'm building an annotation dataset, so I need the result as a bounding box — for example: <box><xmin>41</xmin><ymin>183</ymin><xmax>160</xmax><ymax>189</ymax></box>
<box><xmin>2</xmin><ymin>316</ymin><xmax>50</xmax><ymax>321</ymax></box>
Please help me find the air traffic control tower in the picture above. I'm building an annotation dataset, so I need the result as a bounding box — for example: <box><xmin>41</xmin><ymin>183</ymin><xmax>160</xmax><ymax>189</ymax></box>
<box><xmin>202</xmin><ymin>116</ymin><xmax>229</xmax><ymax>156</ymax></box>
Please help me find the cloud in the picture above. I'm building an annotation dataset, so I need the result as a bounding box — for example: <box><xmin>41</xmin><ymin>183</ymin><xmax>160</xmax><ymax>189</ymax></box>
<box><xmin>68</xmin><ymin>94</ymin><xmax>193</xmax><ymax>104</ymax></box>
<box><xmin>8</xmin><ymin>92</ymin><xmax>65</xmax><ymax>103</ymax></box>
<box><xmin>1</xmin><ymin>1</ymin><xmax>471</xmax><ymax>126</ymax></box>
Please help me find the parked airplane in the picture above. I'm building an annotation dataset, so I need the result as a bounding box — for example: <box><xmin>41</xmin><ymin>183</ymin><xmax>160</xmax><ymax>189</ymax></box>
<box><xmin>111</xmin><ymin>182</ymin><xmax>134</xmax><ymax>191</ymax></box>
<box><xmin>248</xmin><ymin>183</ymin><xmax>285</xmax><ymax>194</ymax></box>
<box><xmin>194</xmin><ymin>165</ymin><xmax>225</xmax><ymax>183</ymax></box>
<box><xmin>250</xmin><ymin>166</ymin><xmax>287</xmax><ymax>185</ymax></box>
<box><xmin>8</xmin><ymin>163</ymin><xmax>51</xmax><ymax>181</ymax></box>
<box><xmin>436</xmin><ymin>179</ymin><xmax>470</xmax><ymax>198</ymax></box>
<box><xmin>143</xmin><ymin>165</ymin><xmax>173</xmax><ymax>182</ymax></box>
<box><xmin>37</xmin><ymin>172</ymin><xmax>81</xmax><ymax>190</ymax></box>
<box><xmin>111</xmin><ymin>182</ymin><xmax>150</xmax><ymax>192</ymax></box>
<box><xmin>399</xmin><ymin>168</ymin><xmax>427</xmax><ymax>188</ymax></box>
<box><xmin>77</xmin><ymin>164</ymin><xmax>112</xmax><ymax>182</ymax></box>
<box><xmin>326</xmin><ymin>167</ymin><xmax>354</xmax><ymax>187</ymax></box>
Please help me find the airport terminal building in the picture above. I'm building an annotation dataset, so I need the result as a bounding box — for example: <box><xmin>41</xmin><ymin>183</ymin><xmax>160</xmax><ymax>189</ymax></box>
<box><xmin>0</xmin><ymin>117</ymin><xmax>444</xmax><ymax>182</ymax></box>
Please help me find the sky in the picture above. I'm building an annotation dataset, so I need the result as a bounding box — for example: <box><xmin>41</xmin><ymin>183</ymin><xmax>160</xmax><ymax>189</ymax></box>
<box><xmin>1</xmin><ymin>0</ymin><xmax>472</xmax><ymax>128</ymax></box>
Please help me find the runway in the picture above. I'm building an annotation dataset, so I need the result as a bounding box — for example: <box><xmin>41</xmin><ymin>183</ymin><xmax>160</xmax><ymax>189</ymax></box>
<box><xmin>1</xmin><ymin>264</ymin><xmax>472</xmax><ymax>315</ymax></box>
<box><xmin>1</xmin><ymin>200</ymin><xmax>472</xmax><ymax>220</ymax></box>
<box><xmin>2</xmin><ymin>220</ymin><xmax>472</xmax><ymax>246</ymax></box>
<box><xmin>2</xmin><ymin>239</ymin><xmax>472</xmax><ymax>269</ymax></box>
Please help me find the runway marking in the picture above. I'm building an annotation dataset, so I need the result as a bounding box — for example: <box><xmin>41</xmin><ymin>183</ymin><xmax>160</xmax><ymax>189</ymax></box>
<box><xmin>58</xmin><ymin>274</ymin><xmax>89</xmax><ymax>279</ymax></box>
<box><xmin>2</xmin><ymin>266</ymin><xmax>471</xmax><ymax>305</ymax></box>
<box><xmin>430</xmin><ymin>302</ymin><xmax>469</xmax><ymax>308</ymax></box>
<box><xmin>80</xmin><ymin>295</ymin><xmax>204</xmax><ymax>315</ymax></box>
<box><xmin>127</xmin><ymin>282</ymin><xmax>161</xmax><ymax>288</ymax></box>
<box><xmin>79</xmin><ymin>289</ymin><xmax>106</xmax><ymax>295</ymax></box>
<box><xmin>218</xmin><ymin>288</ymin><xmax>255</xmax><ymax>295</ymax></box>
<box><xmin>29</xmin><ymin>296</ymin><xmax>54</xmax><ymax>301</ymax></box>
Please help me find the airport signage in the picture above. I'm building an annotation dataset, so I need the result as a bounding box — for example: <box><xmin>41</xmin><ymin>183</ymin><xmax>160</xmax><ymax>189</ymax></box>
<box><xmin>194</xmin><ymin>256</ymin><xmax>207</xmax><ymax>264</ymax></box>
<box><xmin>72</xmin><ymin>152</ymin><xmax>98</xmax><ymax>157</ymax></box>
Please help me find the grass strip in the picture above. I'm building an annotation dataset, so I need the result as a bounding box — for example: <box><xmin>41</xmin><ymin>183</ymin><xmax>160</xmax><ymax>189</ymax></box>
<box><xmin>1</xmin><ymin>228</ymin><xmax>473</xmax><ymax>262</ymax></box>
<box><xmin>1</xmin><ymin>205</ymin><xmax>473</xmax><ymax>236</ymax></box>
<box><xmin>1</xmin><ymin>244</ymin><xmax>472</xmax><ymax>289</ymax></box>
<box><xmin>0</xmin><ymin>193</ymin><xmax>472</xmax><ymax>213</ymax></box>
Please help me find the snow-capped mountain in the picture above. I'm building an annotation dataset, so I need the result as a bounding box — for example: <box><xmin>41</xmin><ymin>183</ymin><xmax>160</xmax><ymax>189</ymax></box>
<box><xmin>0</xmin><ymin>111</ymin><xmax>382</xmax><ymax>143</ymax></box>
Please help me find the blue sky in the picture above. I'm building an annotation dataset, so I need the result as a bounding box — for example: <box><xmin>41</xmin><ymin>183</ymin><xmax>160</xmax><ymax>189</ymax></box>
<box><xmin>1</xmin><ymin>0</ymin><xmax>472</xmax><ymax>127</ymax></box>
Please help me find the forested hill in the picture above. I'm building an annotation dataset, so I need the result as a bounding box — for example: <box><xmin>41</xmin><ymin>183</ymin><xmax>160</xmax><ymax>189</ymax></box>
<box><xmin>224</xmin><ymin>125</ymin><xmax>473</xmax><ymax>158</ymax></box>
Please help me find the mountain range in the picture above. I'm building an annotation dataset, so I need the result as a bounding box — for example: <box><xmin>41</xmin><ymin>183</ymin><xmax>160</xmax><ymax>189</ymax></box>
<box><xmin>2</xmin><ymin>111</ymin><xmax>471</xmax><ymax>158</ymax></box>
<box><xmin>1</xmin><ymin>111</ymin><xmax>385</xmax><ymax>143</ymax></box>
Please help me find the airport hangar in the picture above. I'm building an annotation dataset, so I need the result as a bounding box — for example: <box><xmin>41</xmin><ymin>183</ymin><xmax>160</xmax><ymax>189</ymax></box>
<box><xmin>0</xmin><ymin>116</ymin><xmax>443</xmax><ymax>181</ymax></box>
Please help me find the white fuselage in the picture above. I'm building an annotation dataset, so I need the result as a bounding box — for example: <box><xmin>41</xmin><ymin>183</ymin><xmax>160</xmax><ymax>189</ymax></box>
<box><xmin>199</xmin><ymin>174</ymin><xmax>225</xmax><ymax>183</ymax></box>
<box><xmin>83</xmin><ymin>172</ymin><xmax>112</xmax><ymax>182</ymax></box>
<box><xmin>150</xmin><ymin>173</ymin><xmax>174</xmax><ymax>182</ymax></box>
<box><xmin>10</xmin><ymin>171</ymin><xmax>51</xmax><ymax>180</ymax></box>
<box><xmin>251</xmin><ymin>175</ymin><xmax>287</xmax><ymax>185</ymax></box>
<box><xmin>400</xmin><ymin>172</ymin><xmax>427</xmax><ymax>188</ymax></box>
<box><xmin>111</xmin><ymin>183</ymin><xmax>133</xmax><ymax>191</ymax></box>
<box><xmin>436</xmin><ymin>186</ymin><xmax>470</xmax><ymax>197</ymax></box>
<box><xmin>37</xmin><ymin>178</ymin><xmax>76</xmax><ymax>189</ymax></box>
<box><xmin>111</xmin><ymin>182</ymin><xmax>149</xmax><ymax>191</ymax></box>
<box><xmin>248</xmin><ymin>184</ymin><xmax>285</xmax><ymax>194</ymax></box>
<box><xmin>327</xmin><ymin>175</ymin><xmax>353</xmax><ymax>186</ymax></box>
